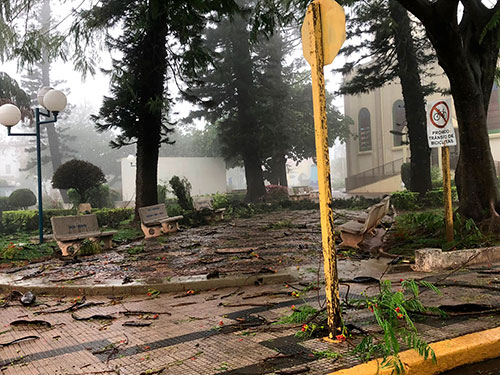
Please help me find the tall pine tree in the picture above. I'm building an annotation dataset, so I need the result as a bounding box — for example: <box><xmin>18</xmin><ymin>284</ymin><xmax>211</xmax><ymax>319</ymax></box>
<box><xmin>73</xmin><ymin>0</ymin><xmax>240</xmax><ymax>211</ymax></box>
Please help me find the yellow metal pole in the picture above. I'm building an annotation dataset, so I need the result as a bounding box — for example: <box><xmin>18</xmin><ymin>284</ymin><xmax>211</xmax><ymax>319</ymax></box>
<box><xmin>307</xmin><ymin>1</ymin><xmax>342</xmax><ymax>338</ymax></box>
<box><xmin>441</xmin><ymin>145</ymin><xmax>454</xmax><ymax>242</ymax></box>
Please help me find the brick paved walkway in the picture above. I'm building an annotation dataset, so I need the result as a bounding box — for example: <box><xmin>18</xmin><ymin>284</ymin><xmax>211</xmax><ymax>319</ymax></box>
<box><xmin>2</xmin><ymin>209</ymin><xmax>500</xmax><ymax>374</ymax></box>
<box><xmin>2</xmin><ymin>267</ymin><xmax>500</xmax><ymax>375</ymax></box>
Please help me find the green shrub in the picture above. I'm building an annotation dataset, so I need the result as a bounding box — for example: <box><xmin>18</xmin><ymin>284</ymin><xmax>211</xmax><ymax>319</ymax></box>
<box><xmin>68</xmin><ymin>185</ymin><xmax>116</xmax><ymax>209</ymax></box>
<box><xmin>0</xmin><ymin>197</ymin><xmax>11</xmax><ymax>211</ymax></box>
<box><xmin>431</xmin><ymin>166</ymin><xmax>442</xmax><ymax>189</ymax></box>
<box><xmin>79</xmin><ymin>239</ymin><xmax>102</xmax><ymax>256</ymax></box>
<box><xmin>93</xmin><ymin>208</ymin><xmax>134</xmax><ymax>228</ymax></box>
<box><xmin>157</xmin><ymin>184</ymin><xmax>169</xmax><ymax>205</ymax></box>
<box><xmin>166</xmin><ymin>203</ymin><xmax>183</xmax><ymax>217</ymax></box>
<box><xmin>391</xmin><ymin>191</ymin><xmax>419</xmax><ymax>210</ymax></box>
<box><xmin>212</xmin><ymin>193</ymin><xmax>233</xmax><ymax>209</ymax></box>
<box><xmin>330</xmin><ymin>196</ymin><xmax>379</xmax><ymax>210</ymax></box>
<box><xmin>169</xmin><ymin>176</ymin><xmax>194</xmax><ymax>211</ymax></box>
<box><xmin>420</xmin><ymin>187</ymin><xmax>458</xmax><ymax>208</ymax></box>
<box><xmin>393</xmin><ymin>211</ymin><xmax>487</xmax><ymax>251</ymax></box>
<box><xmin>8</xmin><ymin>189</ymin><xmax>36</xmax><ymax>209</ymax></box>
<box><xmin>0</xmin><ymin>208</ymin><xmax>133</xmax><ymax>233</ymax></box>
<box><xmin>87</xmin><ymin>185</ymin><xmax>116</xmax><ymax>208</ymax></box>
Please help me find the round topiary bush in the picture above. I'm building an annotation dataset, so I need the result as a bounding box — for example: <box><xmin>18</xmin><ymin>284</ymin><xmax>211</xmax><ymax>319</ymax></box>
<box><xmin>8</xmin><ymin>189</ymin><xmax>37</xmax><ymax>210</ymax></box>
<box><xmin>52</xmin><ymin>159</ymin><xmax>106</xmax><ymax>203</ymax></box>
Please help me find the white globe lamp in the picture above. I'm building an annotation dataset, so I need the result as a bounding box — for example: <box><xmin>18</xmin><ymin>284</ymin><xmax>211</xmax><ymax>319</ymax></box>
<box><xmin>37</xmin><ymin>86</ymin><xmax>52</xmax><ymax>108</ymax></box>
<box><xmin>0</xmin><ymin>104</ymin><xmax>21</xmax><ymax>127</ymax></box>
<box><xmin>43</xmin><ymin>89</ymin><xmax>67</xmax><ymax>113</ymax></box>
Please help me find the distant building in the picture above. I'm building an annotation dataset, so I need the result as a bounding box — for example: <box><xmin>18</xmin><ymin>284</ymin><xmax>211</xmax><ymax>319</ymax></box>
<box><xmin>343</xmin><ymin>68</ymin><xmax>500</xmax><ymax>194</ymax></box>
<box><xmin>121</xmin><ymin>157</ymin><xmax>228</xmax><ymax>204</ymax></box>
<box><xmin>0</xmin><ymin>136</ymin><xmax>35</xmax><ymax>197</ymax></box>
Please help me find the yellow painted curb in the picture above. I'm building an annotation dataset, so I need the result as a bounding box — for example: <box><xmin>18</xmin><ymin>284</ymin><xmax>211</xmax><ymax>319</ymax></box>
<box><xmin>328</xmin><ymin>326</ymin><xmax>500</xmax><ymax>375</ymax></box>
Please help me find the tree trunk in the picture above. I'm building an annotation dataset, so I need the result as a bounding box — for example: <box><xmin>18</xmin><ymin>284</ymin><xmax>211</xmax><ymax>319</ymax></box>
<box><xmin>135</xmin><ymin>134</ymin><xmax>160</xmax><ymax>216</ymax></box>
<box><xmin>451</xmin><ymin>79</ymin><xmax>500</xmax><ymax>221</ymax></box>
<box><xmin>132</xmin><ymin>0</ymin><xmax>167</xmax><ymax>216</ymax></box>
<box><xmin>243</xmin><ymin>152</ymin><xmax>266</xmax><ymax>202</ymax></box>
<box><xmin>389</xmin><ymin>0</ymin><xmax>432</xmax><ymax>195</ymax></box>
<box><xmin>396</xmin><ymin>0</ymin><xmax>500</xmax><ymax>221</ymax></box>
<box><xmin>272</xmin><ymin>153</ymin><xmax>288</xmax><ymax>187</ymax></box>
<box><xmin>230</xmin><ymin>16</ymin><xmax>266</xmax><ymax>203</ymax></box>
<box><xmin>41</xmin><ymin>0</ymin><xmax>69</xmax><ymax>203</ymax></box>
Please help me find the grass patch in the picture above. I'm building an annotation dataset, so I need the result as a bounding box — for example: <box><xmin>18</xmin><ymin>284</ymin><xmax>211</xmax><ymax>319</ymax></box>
<box><xmin>0</xmin><ymin>234</ymin><xmax>56</xmax><ymax>263</ymax></box>
<box><xmin>113</xmin><ymin>226</ymin><xmax>143</xmax><ymax>242</ymax></box>
<box><xmin>385</xmin><ymin>210</ymin><xmax>495</xmax><ymax>256</ymax></box>
<box><xmin>127</xmin><ymin>245</ymin><xmax>144</xmax><ymax>255</ymax></box>
<box><xmin>266</xmin><ymin>220</ymin><xmax>293</xmax><ymax>230</ymax></box>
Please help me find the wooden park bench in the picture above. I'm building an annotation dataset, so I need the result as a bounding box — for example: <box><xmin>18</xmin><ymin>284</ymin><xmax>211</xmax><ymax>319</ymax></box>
<box><xmin>50</xmin><ymin>214</ymin><xmax>117</xmax><ymax>256</ymax></box>
<box><xmin>138</xmin><ymin>204</ymin><xmax>184</xmax><ymax>239</ymax></box>
<box><xmin>338</xmin><ymin>202</ymin><xmax>386</xmax><ymax>249</ymax></box>
<box><xmin>193</xmin><ymin>197</ymin><xmax>226</xmax><ymax>221</ymax></box>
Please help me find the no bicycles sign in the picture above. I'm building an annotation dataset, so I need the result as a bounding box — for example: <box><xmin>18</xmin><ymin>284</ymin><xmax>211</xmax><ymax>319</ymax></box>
<box><xmin>427</xmin><ymin>99</ymin><xmax>457</xmax><ymax>148</ymax></box>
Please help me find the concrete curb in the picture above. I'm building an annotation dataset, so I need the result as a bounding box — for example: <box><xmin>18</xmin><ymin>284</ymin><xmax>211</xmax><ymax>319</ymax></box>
<box><xmin>0</xmin><ymin>272</ymin><xmax>294</xmax><ymax>296</ymax></box>
<box><xmin>414</xmin><ymin>246</ymin><xmax>500</xmax><ymax>272</ymax></box>
<box><xmin>328</xmin><ymin>326</ymin><xmax>500</xmax><ymax>375</ymax></box>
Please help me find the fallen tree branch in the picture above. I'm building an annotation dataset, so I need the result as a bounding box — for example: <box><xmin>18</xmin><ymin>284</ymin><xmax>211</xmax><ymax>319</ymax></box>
<box><xmin>435</xmin><ymin>281</ymin><xmax>500</xmax><ymax>292</ymax></box>
<box><xmin>0</xmin><ymin>335</ymin><xmax>39</xmax><ymax>347</ymax></box>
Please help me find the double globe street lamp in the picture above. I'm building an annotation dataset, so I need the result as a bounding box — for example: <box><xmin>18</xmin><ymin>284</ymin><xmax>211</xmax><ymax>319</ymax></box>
<box><xmin>0</xmin><ymin>87</ymin><xmax>67</xmax><ymax>244</ymax></box>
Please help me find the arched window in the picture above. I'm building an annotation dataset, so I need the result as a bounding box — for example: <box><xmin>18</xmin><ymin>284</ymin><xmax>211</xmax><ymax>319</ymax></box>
<box><xmin>393</xmin><ymin>100</ymin><xmax>406</xmax><ymax>147</ymax></box>
<box><xmin>358</xmin><ymin>108</ymin><xmax>372</xmax><ymax>152</ymax></box>
<box><xmin>487</xmin><ymin>82</ymin><xmax>500</xmax><ymax>133</ymax></box>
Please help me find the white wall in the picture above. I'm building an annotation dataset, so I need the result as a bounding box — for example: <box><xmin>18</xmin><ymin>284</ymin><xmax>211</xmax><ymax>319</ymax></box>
<box><xmin>121</xmin><ymin>157</ymin><xmax>228</xmax><ymax>202</ymax></box>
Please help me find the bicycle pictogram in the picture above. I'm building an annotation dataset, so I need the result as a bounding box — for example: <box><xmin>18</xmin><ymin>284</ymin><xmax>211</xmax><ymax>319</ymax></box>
<box><xmin>430</xmin><ymin>101</ymin><xmax>450</xmax><ymax>128</ymax></box>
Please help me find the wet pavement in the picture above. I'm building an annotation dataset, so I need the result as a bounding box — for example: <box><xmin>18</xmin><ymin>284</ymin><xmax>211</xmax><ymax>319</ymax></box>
<box><xmin>0</xmin><ymin>209</ymin><xmax>366</xmax><ymax>289</ymax></box>
<box><xmin>442</xmin><ymin>357</ymin><xmax>500</xmax><ymax>375</ymax></box>
<box><xmin>1</xmin><ymin>209</ymin><xmax>500</xmax><ymax>374</ymax></box>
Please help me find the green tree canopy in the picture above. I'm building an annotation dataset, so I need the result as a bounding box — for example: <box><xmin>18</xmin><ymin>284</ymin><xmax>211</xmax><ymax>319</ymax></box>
<box><xmin>8</xmin><ymin>188</ymin><xmax>36</xmax><ymax>210</ymax></box>
<box><xmin>52</xmin><ymin>159</ymin><xmax>106</xmax><ymax>203</ymax></box>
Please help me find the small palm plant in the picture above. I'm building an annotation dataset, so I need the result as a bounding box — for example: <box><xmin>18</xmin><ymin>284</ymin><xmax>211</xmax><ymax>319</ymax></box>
<box><xmin>352</xmin><ymin>279</ymin><xmax>444</xmax><ymax>374</ymax></box>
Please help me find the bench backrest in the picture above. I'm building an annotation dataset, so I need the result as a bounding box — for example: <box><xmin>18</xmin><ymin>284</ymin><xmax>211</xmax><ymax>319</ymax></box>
<box><xmin>138</xmin><ymin>204</ymin><xmax>169</xmax><ymax>225</ymax></box>
<box><xmin>51</xmin><ymin>214</ymin><xmax>100</xmax><ymax>238</ymax></box>
<box><xmin>193</xmin><ymin>197</ymin><xmax>213</xmax><ymax>211</ymax></box>
<box><xmin>362</xmin><ymin>203</ymin><xmax>385</xmax><ymax>232</ymax></box>
<box><xmin>380</xmin><ymin>196</ymin><xmax>391</xmax><ymax>219</ymax></box>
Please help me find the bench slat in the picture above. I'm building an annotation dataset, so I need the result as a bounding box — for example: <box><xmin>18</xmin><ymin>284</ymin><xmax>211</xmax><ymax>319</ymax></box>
<box><xmin>160</xmin><ymin>215</ymin><xmax>183</xmax><ymax>222</ymax></box>
<box><xmin>56</xmin><ymin>231</ymin><xmax>117</xmax><ymax>242</ymax></box>
<box><xmin>340</xmin><ymin>221</ymin><xmax>365</xmax><ymax>234</ymax></box>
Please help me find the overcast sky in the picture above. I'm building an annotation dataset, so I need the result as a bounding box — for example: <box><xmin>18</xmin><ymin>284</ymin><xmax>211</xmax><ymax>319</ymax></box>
<box><xmin>2</xmin><ymin>0</ymin><xmax>346</xmax><ymax>121</ymax></box>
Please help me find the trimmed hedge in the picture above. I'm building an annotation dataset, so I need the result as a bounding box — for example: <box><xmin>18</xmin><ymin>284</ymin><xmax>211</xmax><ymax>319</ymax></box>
<box><xmin>0</xmin><ymin>208</ymin><xmax>134</xmax><ymax>234</ymax></box>
<box><xmin>391</xmin><ymin>188</ymin><xmax>458</xmax><ymax>211</ymax></box>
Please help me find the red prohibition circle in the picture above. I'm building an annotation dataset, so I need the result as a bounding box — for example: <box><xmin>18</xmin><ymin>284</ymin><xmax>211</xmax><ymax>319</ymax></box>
<box><xmin>430</xmin><ymin>101</ymin><xmax>450</xmax><ymax>128</ymax></box>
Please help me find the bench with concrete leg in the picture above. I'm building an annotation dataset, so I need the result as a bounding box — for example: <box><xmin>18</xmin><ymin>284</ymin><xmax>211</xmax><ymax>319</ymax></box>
<box><xmin>193</xmin><ymin>197</ymin><xmax>225</xmax><ymax>221</ymax></box>
<box><xmin>51</xmin><ymin>214</ymin><xmax>117</xmax><ymax>257</ymax></box>
<box><xmin>138</xmin><ymin>204</ymin><xmax>184</xmax><ymax>239</ymax></box>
